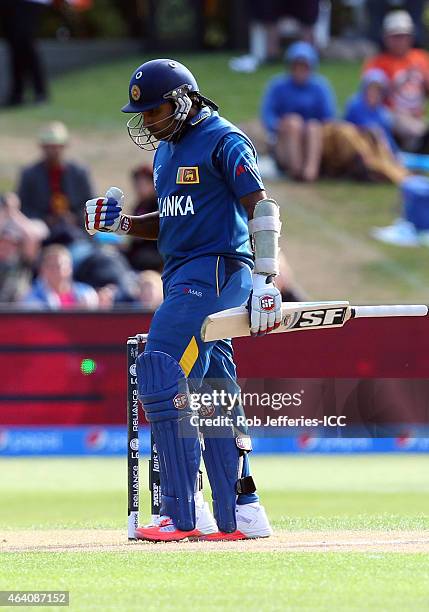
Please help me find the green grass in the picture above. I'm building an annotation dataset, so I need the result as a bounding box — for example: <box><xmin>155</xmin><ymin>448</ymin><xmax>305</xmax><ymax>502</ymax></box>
<box><xmin>281</xmin><ymin>179</ymin><xmax>429</xmax><ymax>301</ymax></box>
<box><xmin>1</xmin><ymin>455</ymin><xmax>428</xmax><ymax>611</ymax></box>
<box><xmin>0</xmin><ymin>54</ymin><xmax>360</xmax><ymax>130</ymax></box>
<box><xmin>2</xmin><ymin>552</ymin><xmax>429</xmax><ymax>611</ymax></box>
<box><xmin>1</xmin><ymin>455</ymin><xmax>428</xmax><ymax>530</ymax></box>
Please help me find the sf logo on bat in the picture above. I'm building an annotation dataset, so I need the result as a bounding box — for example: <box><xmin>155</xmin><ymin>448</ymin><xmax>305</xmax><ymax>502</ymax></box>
<box><xmin>284</xmin><ymin>307</ymin><xmax>348</xmax><ymax>330</ymax></box>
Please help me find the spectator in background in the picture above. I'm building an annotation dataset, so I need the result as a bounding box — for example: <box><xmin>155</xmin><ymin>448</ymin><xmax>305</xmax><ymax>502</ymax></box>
<box><xmin>230</xmin><ymin>0</ymin><xmax>320</xmax><ymax>73</ymax></box>
<box><xmin>0</xmin><ymin>192</ymin><xmax>48</xmax><ymax>303</ymax></box>
<box><xmin>344</xmin><ymin>69</ymin><xmax>397</xmax><ymax>153</ymax></box>
<box><xmin>320</xmin><ymin>122</ymin><xmax>408</xmax><ymax>184</ymax></box>
<box><xmin>0</xmin><ymin>223</ymin><xmax>32</xmax><ymax>304</ymax></box>
<box><xmin>261</xmin><ymin>41</ymin><xmax>336</xmax><ymax>181</ymax></box>
<box><xmin>125</xmin><ymin>165</ymin><xmax>163</xmax><ymax>273</ymax></box>
<box><xmin>366</xmin><ymin>0</ymin><xmax>426</xmax><ymax>48</ymax></box>
<box><xmin>17</xmin><ymin>121</ymin><xmax>94</xmax><ymax>240</ymax></box>
<box><xmin>317</xmin><ymin>66</ymin><xmax>408</xmax><ymax>183</ymax></box>
<box><xmin>22</xmin><ymin>243</ymin><xmax>98</xmax><ymax>309</ymax></box>
<box><xmin>0</xmin><ymin>0</ymin><xmax>50</xmax><ymax>107</ymax></box>
<box><xmin>0</xmin><ymin>191</ymin><xmax>48</xmax><ymax>258</ymax></box>
<box><xmin>363</xmin><ymin>10</ymin><xmax>429</xmax><ymax>152</ymax></box>
<box><xmin>96</xmin><ymin>284</ymin><xmax>117</xmax><ymax>310</ymax></box>
<box><xmin>134</xmin><ymin>270</ymin><xmax>163</xmax><ymax>312</ymax></box>
<box><xmin>73</xmin><ymin>232</ymin><xmax>137</xmax><ymax>304</ymax></box>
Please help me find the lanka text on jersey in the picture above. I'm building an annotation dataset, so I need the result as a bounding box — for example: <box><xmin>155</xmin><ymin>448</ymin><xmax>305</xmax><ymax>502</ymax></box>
<box><xmin>158</xmin><ymin>194</ymin><xmax>195</xmax><ymax>217</ymax></box>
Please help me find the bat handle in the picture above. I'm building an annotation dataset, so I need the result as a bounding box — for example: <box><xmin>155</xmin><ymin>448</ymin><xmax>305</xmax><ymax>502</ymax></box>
<box><xmin>353</xmin><ymin>305</ymin><xmax>428</xmax><ymax>318</ymax></box>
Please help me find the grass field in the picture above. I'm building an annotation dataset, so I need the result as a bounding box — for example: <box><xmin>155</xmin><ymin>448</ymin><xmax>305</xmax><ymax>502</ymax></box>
<box><xmin>0</xmin><ymin>54</ymin><xmax>361</xmax><ymax>130</ymax></box>
<box><xmin>1</xmin><ymin>455</ymin><xmax>428</xmax><ymax>611</ymax></box>
<box><xmin>1</xmin><ymin>54</ymin><xmax>428</xmax><ymax>302</ymax></box>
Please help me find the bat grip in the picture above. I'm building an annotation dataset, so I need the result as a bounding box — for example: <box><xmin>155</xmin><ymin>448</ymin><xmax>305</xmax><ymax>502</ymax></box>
<box><xmin>353</xmin><ymin>305</ymin><xmax>428</xmax><ymax>318</ymax></box>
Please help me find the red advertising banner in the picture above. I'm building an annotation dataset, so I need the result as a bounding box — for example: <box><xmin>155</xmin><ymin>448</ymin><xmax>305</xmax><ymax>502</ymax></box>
<box><xmin>0</xmin><ymin>311</ymin><xmax>428</xmax><ymax>425</ymax></box>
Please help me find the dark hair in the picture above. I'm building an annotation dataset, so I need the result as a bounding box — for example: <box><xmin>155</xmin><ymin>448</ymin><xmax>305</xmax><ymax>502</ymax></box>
<box><xmin>190</xmin><ymin>92</ymin><xmax>219</xmax><ymax>112</ymax></box>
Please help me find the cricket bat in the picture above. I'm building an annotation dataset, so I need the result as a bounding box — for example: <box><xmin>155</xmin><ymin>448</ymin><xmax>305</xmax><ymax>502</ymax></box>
<box><xmin>200</xmin><ymin>301</ymin><xmax>429</xmax><ymax>342</ymax></box>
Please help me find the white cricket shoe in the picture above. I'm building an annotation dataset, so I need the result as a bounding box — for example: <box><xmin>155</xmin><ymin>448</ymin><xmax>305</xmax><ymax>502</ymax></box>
<box><xmin>202</xmin><ymin>502</ymin><xmax>273</xmax><ymax>541</ymax></box>
<box><xmin>136</xmin><ymin>492</ymin><xmax>218</xmax><ymax>541</ymax></box>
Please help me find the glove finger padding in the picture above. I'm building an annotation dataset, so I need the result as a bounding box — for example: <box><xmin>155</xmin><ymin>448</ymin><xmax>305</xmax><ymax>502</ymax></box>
<box><xmin>258</xmin><ymin>310</ymin><xmax>268</xmax><ymax>335</ymax></box>
<box><xmin>105</xmin><ymin>186</ymin><xmax>125</xmax><ymax>206</ymax></box>
<box><xmin>274</xmin><ymin>303</ymin><xmax>282</xmax><ymax>329</ymax></box>
<box><xmin>85</xmin><ymin>203</ymin><xmax>121</xmax><ymax>214</ymax></box>
<box><xmin>250</xmin><ymin>296</ymin><xmax>261</xmax><ymax>336</ymax></box>
<box><xmin>250</xmin><ymin>295</ymin><xmax>269</xmax><ymax>336</ymax></box>
<box><xmin>85</xmin><ymin>210</ymin><xmax>122</xmax><ymax>222</ymax></box>
<box><xmin>85</xmin><ymin>192</ymin><xmax>123</xmax><ymax>234</ymax></box>
<box><xmin>267</xmin><ymin>310</ymin><xmax>275</xmax><ymax>332</ymax></box>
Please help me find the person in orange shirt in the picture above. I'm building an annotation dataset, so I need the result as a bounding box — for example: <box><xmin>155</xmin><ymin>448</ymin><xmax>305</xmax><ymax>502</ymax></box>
<box><xmin>363</xmin><ymin>10</ymin><xmax>429</xmax><ymax>152</ymax></box>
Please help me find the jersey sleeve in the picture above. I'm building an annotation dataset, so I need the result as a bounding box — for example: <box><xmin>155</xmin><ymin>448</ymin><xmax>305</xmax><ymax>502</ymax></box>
<box><xmin>213</xmin><ymin>132</ymin><xmax>265</xmax><ymax>200</ymax></box>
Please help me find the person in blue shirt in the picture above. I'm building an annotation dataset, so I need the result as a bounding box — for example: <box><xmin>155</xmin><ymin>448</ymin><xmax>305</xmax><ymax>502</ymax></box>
<box><xmin>261</xmin><ymin>41</ymin><xmax>336</xmax><ymax>181</ymax></box>
<box><xmin>344</xmin><ymin>68</ymin><xmax>397</xmax><ymax>154</ymax></box>
<box><xmin>85</xmin><ymin>59</ymin><xmax>283</xmax><ymax>542</ymax></box>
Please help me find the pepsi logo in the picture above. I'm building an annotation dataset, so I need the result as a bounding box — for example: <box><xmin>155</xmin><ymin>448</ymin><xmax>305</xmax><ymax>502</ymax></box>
<box><xmin>0</xmin><ymin>430</ymin><xmax>9</xmax><ymax>451</ymax></box>
<box><xmin>85</xmin><ymin>429</ymin><xmax>107</xmax><ymax>450</ymax></box>
<box><xmin>297</xmin><ymin>434</ymin><xmax>317</xmax><ymax>450</ymax></box>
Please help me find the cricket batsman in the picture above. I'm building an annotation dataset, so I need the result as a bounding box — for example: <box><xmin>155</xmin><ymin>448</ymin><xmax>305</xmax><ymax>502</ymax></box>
<box><xmin>85</xmin><ymin>59</ymin><xmax>282</xmax><ymax>541</ymax></box>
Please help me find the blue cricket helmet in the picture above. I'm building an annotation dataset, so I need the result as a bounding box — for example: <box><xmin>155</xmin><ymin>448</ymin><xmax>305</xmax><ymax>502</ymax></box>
<box><xmin>122</xmin><ymin>58</ymin><xmax>199</xmax><ymax>113</ymax></box>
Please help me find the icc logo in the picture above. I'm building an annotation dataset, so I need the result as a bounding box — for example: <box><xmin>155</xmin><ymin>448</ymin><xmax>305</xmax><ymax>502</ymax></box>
<box><xmin>129</xmin><ymin>364</ymin><xmax>137</xmax><ymax>377</ymax></box>
<box><xmin>130</xmin><ymin>438</ymin><xmax>139</xmax><ymax>451</ymax></box>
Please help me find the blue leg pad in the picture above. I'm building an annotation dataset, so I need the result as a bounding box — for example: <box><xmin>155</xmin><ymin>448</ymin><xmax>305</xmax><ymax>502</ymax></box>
<box><xmin>202</xmin><ymin>434</ymin><xmax>257</xmax><ymax>533</ymax></box>
<box><xmin>137</xmin><ymin>350</ymin><xmax>200</xmax><ymax>531</ymax></box>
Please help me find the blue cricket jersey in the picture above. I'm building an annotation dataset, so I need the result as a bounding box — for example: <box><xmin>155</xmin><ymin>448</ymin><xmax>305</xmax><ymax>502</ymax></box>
<box><xmin>153</xmin><ymin>108</ymin><xmax>264</xmax><ymax>279</ymax></box>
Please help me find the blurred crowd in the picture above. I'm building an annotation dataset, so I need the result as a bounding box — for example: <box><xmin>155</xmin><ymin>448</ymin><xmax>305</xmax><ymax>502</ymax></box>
<box><xmin>0</xmin><ymin>121</ymin><xmax>164</xmax><ymax>312</ymax></box>
<box><xmin>0</xmin><ymin>117</ymin><xmax>304</xmax><ymax>311</ymax></box>
<box><xmin>2</xmin><ymin>3</ymin><xmax>429</xmax><ymax>311</ymax></box>
<box><xmin>260</xmin><ymin>9</ymin><xmax>428</xmax><ymax>184</ymax></box>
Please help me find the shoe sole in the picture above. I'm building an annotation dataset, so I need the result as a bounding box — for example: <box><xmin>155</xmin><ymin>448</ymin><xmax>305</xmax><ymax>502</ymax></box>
<box><xmin>135</xmin><ymin>528</ymin><xmax>204</xmax><ymax>542</ymax></box>
<box><xmin>199</xmin><ymin>531</ymin><xmax>272</xmax><ymax>541</ymax></box>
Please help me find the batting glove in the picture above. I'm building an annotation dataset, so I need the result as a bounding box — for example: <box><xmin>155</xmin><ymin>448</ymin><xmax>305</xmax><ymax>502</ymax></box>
<box><xmin>249</xmin><ymin>273</ymin><xmax>282</xmax><ymax>336</ymax></box>
<box><xmin>85</xmin><ymin>187</ymin><xmax>130</xmax><ymax>235</ymax></box>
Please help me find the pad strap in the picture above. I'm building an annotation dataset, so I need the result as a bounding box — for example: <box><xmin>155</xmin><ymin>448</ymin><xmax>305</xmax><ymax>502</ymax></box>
<box><xmin>254</xmin><ymin>257</ymin><xmax>279</xmax><ymax>275</ymax></box>
<box><xmin>236</xmin><ymin>475</ymin><xmax>256</xmax><ymax>495</ymax></box>
<box><xmin>248</xmin><ymin>216</ymin><xmax>282</xmax><ymax>234</ymax></box>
